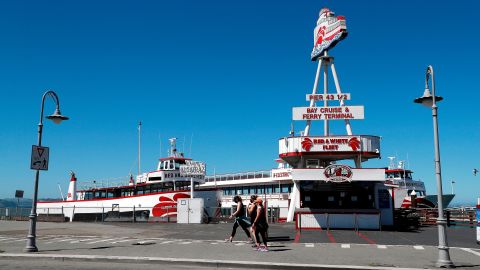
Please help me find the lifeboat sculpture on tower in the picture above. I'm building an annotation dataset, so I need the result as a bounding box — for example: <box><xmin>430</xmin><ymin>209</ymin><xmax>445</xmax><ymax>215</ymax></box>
<box><xmin>311</xmin><ymin>8</ymin><xmax>348</xmax><ymax>61</ymax></box>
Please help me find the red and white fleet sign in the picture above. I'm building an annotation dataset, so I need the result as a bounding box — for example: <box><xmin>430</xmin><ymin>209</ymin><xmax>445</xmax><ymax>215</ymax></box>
<box><xmin>293</xmin><ymin>106</ymin><xmax>364</xmax><ymax>121</ymax></box>
<box><xmin>306</xmin><ymin>93</ymin><xmax>351</xmax><ymax>101</ymax></box>
<box><xmin>300</xmin><ymin>136</ymin><xmax>361</xmax><ymax>152</ymax></box>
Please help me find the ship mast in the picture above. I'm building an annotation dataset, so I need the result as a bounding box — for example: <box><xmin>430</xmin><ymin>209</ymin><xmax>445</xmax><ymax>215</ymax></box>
<box><xmin>138</xmin><ymin>121</ymin><xmax>141</xmax><ymax>177</ymax></box>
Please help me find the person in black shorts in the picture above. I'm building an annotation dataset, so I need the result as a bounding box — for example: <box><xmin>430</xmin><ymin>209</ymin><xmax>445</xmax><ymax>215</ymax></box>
<box><xmin>226</xmin><ymin>195</ymin><xmax>252</xmax><ymax>242</ymax></box>
<box><xmin>247</xmin><ymin>195</ymin><xmax>258</xmax><ymax>244</ymax></box>
<box><xmin>252</xmin><ymin>197</ymin><xmax>268</xmax><ymax>251</ymax></box>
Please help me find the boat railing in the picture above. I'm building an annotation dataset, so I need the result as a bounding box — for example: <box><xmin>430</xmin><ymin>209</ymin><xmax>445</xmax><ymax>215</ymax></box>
<box><xmin>204</xmin><ymin>170</ymin><xmax>271</xmax><ymax>183</ymax></box>
<box><xmin>78</xmin><ymin>179</ymin><xmax>130</xmax><ymax>191</ymax></box>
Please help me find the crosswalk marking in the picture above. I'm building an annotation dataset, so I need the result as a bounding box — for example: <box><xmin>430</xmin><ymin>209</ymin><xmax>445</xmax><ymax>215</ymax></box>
<box><xmin>70</xmin><ymin>238</ymin><xmax>98</xmax><ymax>243</ymax></box>
<box><xmin>159</xmin><ymin>240</ymin><xmax>174</xmax><ymax>244</ymax></box>
<box><xmin>211</xmin><ymin>242</ymin><xmax>218</xmax><ymax>245</ymax></box>
<box><xmin>377</xmin><ymin>245</ymin><xmax>387</xmax><ymax>249</ymax></box>
<box><xmin>413</xmin><ymin>246</ymin><xmax>424</xmax><ymax>250</ymax></box>
<box><xmin>45</xmin><ymin>238</ymin><xmax>72</xmax><ymax>244</ymax></box>
<box><xmin>460</xmin><ymin>248</ymin><xmax>480</xmax><ymax>257</ymax></box>
<box><xmin>179</xmin><ymin>241</ymin><xmax>192</xmax><ymax>245</ymax></box>
<box><xmin>341</xmin><ymin>244</ymin><xmax>350</xmax><ymax>248</ymax></box>
<box><xmin>0</xmin><ymin>237</ymin><xmax>18</xmax><ymax>242</ymax></box>
<box><xmin>305</xmin><ymin>243</ymin><xmax>314</xmax><ymax>248</ymax></box>
<box><xmin>235</xmin><ymin>243</ymin><xmax>245</xmax><ymax>246</ymax></box>
<box><xmin>111</xmin><ymin>239</ymin><xmax>134</xmax><ymax>244</ymax></box>
<box><xmin>86</xmin><ymin>238</ymin><xmax>122</xmax><ymax>244</ymax></box>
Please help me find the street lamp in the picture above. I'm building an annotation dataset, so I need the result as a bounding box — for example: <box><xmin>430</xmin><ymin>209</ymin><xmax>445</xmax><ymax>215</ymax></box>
<box><xmin>25</xmin><ymin>90</ymin><xmax>68</xmax><ymax>252</ymax></box>
<box><xmin>450</xmin><ymin>180</ymin><xmax>455</xmax><ymax>195</ymax></box>
<box><xmin>414</xmin><ymin>65</ymin><xmax>454</xmax><ymax>268</ymax></box>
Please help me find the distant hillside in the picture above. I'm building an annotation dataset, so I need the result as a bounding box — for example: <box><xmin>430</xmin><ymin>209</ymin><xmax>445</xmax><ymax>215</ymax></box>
<box><xmin>0</xmin><ymin>198</ymin><xmax>60</xmax><ymax>208</ymax></box>
<box><xmin>0</xmin><ymin>198</ymin><xmax>32</xmax><ymax>208</ymax></box>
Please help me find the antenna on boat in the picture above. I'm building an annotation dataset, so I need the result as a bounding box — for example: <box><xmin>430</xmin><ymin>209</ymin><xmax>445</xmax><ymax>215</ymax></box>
<box><xmin>169</xmin><ymin>138</ymin><xmax>177</xmax><ymax>157</ymax></box>
<box><xmin>57</xmin><ymin>183</ymin><xmax>65</xmax><ymax>201</ymax></box>
<box><xmin>387</xmin><ymin>156</ymin><xmax>395</xmax><ymax>170</ymax></box>
<box><xmin>138</xmin><ymin>121</ymin><xmax>142</xmax><ymax>177</ymax></box>
<box><xmin>190</xmin><ymin>133</ymin><xmax>193</xmax><ymax>157</ymax></box>
<box><xmin>183</xmin><ymin>135</ymin><xmax>186</xmax><ymax>155</ymax></box>
<box><xmin>159</xmin><ymin>133</ymin><xmax>162</xmax><ymax>158</ymax></box>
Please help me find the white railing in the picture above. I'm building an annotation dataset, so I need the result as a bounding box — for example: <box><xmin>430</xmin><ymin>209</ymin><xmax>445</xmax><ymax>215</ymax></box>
<box><xmin>204</xmin><ymin>170</ymin><xmax>271</xmax><ymax>183</ymax></box>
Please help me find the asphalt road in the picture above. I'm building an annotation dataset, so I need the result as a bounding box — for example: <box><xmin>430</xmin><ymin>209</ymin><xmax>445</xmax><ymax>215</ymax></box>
<box><xmin>0</xmin><ymin>258</ymin><xmax>248</xmax><ymax>270</ymax></box>
<box><xmin>0</xmin><ymin>221</ymin><xmax>479</xmax><ymax>269</ymax></box>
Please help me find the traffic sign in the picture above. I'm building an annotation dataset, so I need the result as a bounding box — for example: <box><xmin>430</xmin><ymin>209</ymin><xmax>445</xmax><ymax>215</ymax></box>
<box><xmin>30</xmin><ymin>145</ymin><xmax>49</xmax><ymax>170</ymax></box>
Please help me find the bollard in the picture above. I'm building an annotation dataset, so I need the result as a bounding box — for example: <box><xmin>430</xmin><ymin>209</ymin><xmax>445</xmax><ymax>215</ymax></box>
<box><xmin>476</xmin><ymin>198</ymin><xmax>480</xmax><ymax>245</ymax></box>
<box><xmin>133</xmin><ymin>206</ymin><xmax>136</xmax><ymax>223</ymax></box>
<box><xmin>446</xmin><ymin>210</ymin><xmax>451</xmax><ymax>227</ymax></box>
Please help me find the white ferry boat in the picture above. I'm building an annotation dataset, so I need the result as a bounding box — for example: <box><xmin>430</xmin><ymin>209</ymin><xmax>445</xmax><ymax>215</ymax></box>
<box><xmin>385</xmin><ymin>157</ymin><xmax>455</xmax><ymax>209</ymax></box>
<box><xmin>37</xmin><ymin>138</ymin><xmax>219</xmax><ymax>221</ymax></box>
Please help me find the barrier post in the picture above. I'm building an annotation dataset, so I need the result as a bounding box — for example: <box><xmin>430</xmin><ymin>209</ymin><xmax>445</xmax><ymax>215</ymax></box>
<box><xmin>446</xmin><ymin>210</ymin><xmax>451</xmax><ymax>227</ymax></box>
<box><xmin>102</xmin><ymin>207</ymin><xmax>104</xmax><ymax>222</ymax></box>
<box><xmin>476</xmin><ymin>198</ymin><xmax>480</xmax><ymax>245</ymax></box>
<box><xmin>133</xmin><ymin>206</ymin><xmax>136</xmax><ymax>223</ymax></box>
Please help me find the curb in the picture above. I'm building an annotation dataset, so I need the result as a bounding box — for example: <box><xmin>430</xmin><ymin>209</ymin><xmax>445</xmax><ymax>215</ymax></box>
<box><xmin>0</xmin><ymin>253</ymin><xmax>430</xmax><ymax>270</ymax></box>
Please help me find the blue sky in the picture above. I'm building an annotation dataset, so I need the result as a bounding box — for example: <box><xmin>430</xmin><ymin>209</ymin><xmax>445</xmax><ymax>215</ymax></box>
<box><xmin>0</xmin><ymin>1</ymin><xmax>478</xmax><ymax>205</ymax></box>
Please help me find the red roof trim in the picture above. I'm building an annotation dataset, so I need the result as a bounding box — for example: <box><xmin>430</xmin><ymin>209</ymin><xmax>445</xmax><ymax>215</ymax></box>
<box><xmin>159</xmin><ymin>157</ymin><xmax>192</xmax><ymax>161</ymax></box>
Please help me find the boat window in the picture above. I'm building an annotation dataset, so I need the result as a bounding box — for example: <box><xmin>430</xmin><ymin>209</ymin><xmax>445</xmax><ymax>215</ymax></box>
<box><xmin>107</xmin><ymin>191</ymin><xmax>115</xmax><ymax>198</ymax></box>
<box><xmin>174</xmin><ymin>161</ymin><xmax>181</xmax><ymax>170</ymax></box>
<box><xmin>85</xmin><ymin>192</ymin><xmax>93</xmax><ymax>200</ymax></box>
<box><xmin>243</xmin><ymin>187</ymin><xmax>249</xmax><ymax>195</ymax></box>
<box><xmin>266</xmin><ymin>186</ymin><xmax>273</xmax><ymax>194</ymax></box>
<box><xmin>95</xmin><ymin>190</ymin><xmax>106</xmax><ymax>198</ymax></box>
<box><xmin>273</xmin><ymin>185</ymin><xmax>280</xmax><ymax>193</ymax></box>
<box><xmin>257</xmin><ymin>186</ymin><xmax>265</xmax><ymax>194</ymax></box>
<box><xmin>163</xmin><ymin>161</ymin><xmax>169</xmax><ymax>170</ymax></box>
<box><xmin>170</xmin><ymin>161</ymin><xmax>175</xmax><ymax>170</ymax></box>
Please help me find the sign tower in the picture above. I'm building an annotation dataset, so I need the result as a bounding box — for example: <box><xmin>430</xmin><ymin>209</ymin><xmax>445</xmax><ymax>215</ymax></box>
<box><xmin>281</xmin><ymin>7</ymin><xmax>380</xmax><ymax>169</ymax></box>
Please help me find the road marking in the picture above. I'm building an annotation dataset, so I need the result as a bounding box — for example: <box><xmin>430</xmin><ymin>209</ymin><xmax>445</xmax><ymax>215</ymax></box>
<box><xmin>326</xmin><ymin>230</ymin><xmax>336</xmax><ymax>243</ymax></box>
<box><xmin>86</xmin><ymin>238</ymin><xmax>121</xmax><ymax>244</ymax></box>
<box><xmin>45</xmin><ymin>238</ymin><xmax>72</xmax><ymax>244</ymax></box>
<box><xmin>111</xmin><ymin>239</ymin><xmax>134</xmax><ymax>244</ymax></box>
<box><xmin>341</xmin><ymin>244</ymin><xmax>350</xmax><ymax>249</ymax></box>
<box><xmin>305</xmin><ymin>243</ymin><xmax>314</xmax><ymax>248</ymax></box>
<box><xmin>355</xmin><ymin>231</ymin><xmax>376</xmax><ymax>245</ymax></box>
<box><xmin>158</xmin><ymin>240</ymin><xmax>174</xmax><ymax>244</ymax></box>
<box><xmin>460</xmin><ymin>248</ymin><xmax>480</xmax><ymax>257</ymax></box>
<box><xmin>210</xmin><ymin>242</ymin><xmax>218</xmax><ymax>245</ymax></box>
<box><xmin>377</xmin><ymin>245</ymin><xmax>387</xmax><ymax>249</ymax></box>
<box><xmin>0</xmin><ymin>237</ymin><xmax>18</xmax><ymax>242</ymax></box>
<box><xmin>179</xmin><ymin>241</ymin><xmax>192</xmax><ymax>245</ymax></box>
<box><xmin>234</xmin><ymin>243</ymin><xmax>245</xmax><ymax>246</ymax></box>
<box><xmin>5</xmin><ymin>238</ymin><xmax>28</xmax><ymax>243</ymax></box>
<box><xmin>70</xmin><ymin>238</ymin><xmax>98</xmax><ymax>243</ymax></box>
<box><xmin>413</xmin><ymin>246</ymin><xmax>424</xmax><ymax>250</ymax></box>
<box><xmin>293</xmin><ymin>231</ymin><xmax>301</xmax><ymax>243</ymax></box>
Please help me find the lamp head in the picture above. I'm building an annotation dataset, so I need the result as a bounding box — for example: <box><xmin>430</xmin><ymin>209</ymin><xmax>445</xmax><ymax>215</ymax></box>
<box><xmin>46</xmin><ymin>108</ymin><xmax>69</xmax><ymax>124</ymax></box>
<box><xmin>414</xmin><ymin>88</ymin><xmax>443</xmax><ymax>107</ymax></box>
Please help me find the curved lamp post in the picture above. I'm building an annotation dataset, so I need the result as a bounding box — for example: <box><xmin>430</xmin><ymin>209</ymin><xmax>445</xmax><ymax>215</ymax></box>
<box><xmin>414</xmin><ymin>66</ymin><xmax>454</xmax><ymax>268</ymax></box>
<box><xmin>25</xmin><ymin>90</ymin><xmax>68</xmax><ymax>252</ymax></box>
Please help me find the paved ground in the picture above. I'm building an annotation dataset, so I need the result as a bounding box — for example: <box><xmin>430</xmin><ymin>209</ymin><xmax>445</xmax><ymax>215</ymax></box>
<box><xmin>0</xmin><ymin>221</ymin><xmax>479</xmax><ymax>269</ymax></box>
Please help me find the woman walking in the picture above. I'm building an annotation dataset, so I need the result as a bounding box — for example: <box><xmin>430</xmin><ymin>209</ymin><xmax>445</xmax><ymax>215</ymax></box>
<box><xmin>247</xmin><ymin>195</ymin><xmax>258</xmax><ymax>244</ymax></box>
<box><xmin>252</xmin><ymin>198</ymin><xmax>269</xmax><ymax>251</ymax></box>
<box><xmin>226</xmin><ymin>195</ymin><xmax>252</xmax><ymax>242</ymax></box>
